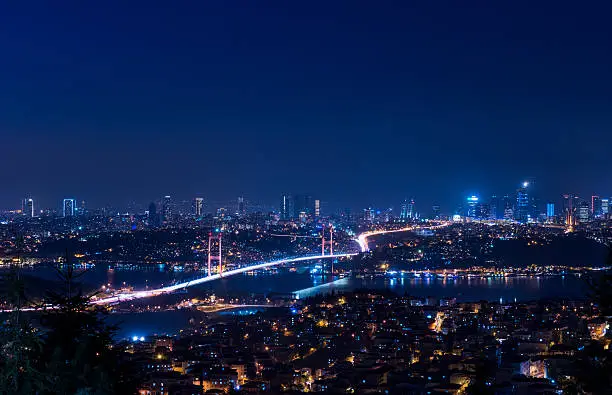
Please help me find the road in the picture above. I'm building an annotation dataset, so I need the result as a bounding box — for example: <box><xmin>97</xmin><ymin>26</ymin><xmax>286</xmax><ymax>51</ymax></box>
<box><xmin>92</xmin><ymin>253</ymin><xmax>356</xmax><ymax>305</ymax></box>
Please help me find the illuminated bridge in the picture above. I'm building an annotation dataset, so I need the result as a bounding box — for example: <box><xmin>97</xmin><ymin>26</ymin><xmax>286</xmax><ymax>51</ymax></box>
<box><xmin>92</xmin><ymin>253</ymin><xmax>356</xmax><ymax>305</ymax></box>
<box><xmin>91</xmin><ymin>223</ymin><xmax>449</xmax><ymax>305</ymax></box>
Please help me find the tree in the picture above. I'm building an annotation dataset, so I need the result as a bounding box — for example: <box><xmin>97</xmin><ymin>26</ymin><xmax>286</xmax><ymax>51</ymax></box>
<box><xmin>37</xmin><ymin>262</ymin><xmax>139</xmax><ymax>394</ymax></box>
<box><xmin>0</xmin><ymin>269</ymin><xmax>44</xmax><ymax>394</ymax></box>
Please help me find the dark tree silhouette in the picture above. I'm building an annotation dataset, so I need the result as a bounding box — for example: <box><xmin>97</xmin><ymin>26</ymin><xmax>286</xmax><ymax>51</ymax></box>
<box><xmin>36</xmin><ymin>262</ymin><xmax>139</xmax><ymax>394</ymax></box>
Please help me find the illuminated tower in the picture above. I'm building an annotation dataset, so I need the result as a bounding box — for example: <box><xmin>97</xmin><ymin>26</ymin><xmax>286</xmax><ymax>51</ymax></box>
<box><xmin>466</xmin><ymin>196</ymin><xmax>479</xmax><ymax>218</ymax></box>
<box><xmin>321</xmin><ymin>224</ymin><xmax>334</xmax><ymax>255</ymax></box>
<box><xmin>22</xmin><ymin>198</ymin><xmax>34</xmax><ymax>217</ymax></box>
<box><xmin>280</xmin><ymin>194</ymin><xmax>294</xmax><ymax>220</ymax></box>
<box><xmin>592</xmin><ymin>195</ymin><xmax>602</xmax><ymax>218</ymax></box>
<box><xmin>194</xmin><ymin>197</ymin><xmax>204</xmax><ymax>217</ymax></box>
<box><xmin>207</xmin><ymin>231</ymin><xmax>222</xmax><ymax>276</ymax></box>
<box><xmin>407</xmin><ymin>198</ymin><xmax>415</xmax><ymax>219</ymax></box>
<box><xmin>162</xmin><ymin>195</ymin><xmax>172</xmax><ymax>224</ymax></box>
<box><xmin>314</xmin><ymin>199</ymin><xmax>321</xmax><ymax>217</ymax></box>
<box><xmin>399</xmin><ymin>200</ymin><xmax>408</xmax><ymax>220</ymax></box>
<box><xmin>237</xmin><ymin>196</ymin><xmax>246</xmax><ymax>216</ymax></box>
<box><xmin>602</xmin><ymin>198</ymin><xmax>609</xmax><ymax>216</ymax></box>
<box><xmin>515</xmin><ymin>182</ymin><xmax>530</xmax><ymax>223</ymax></box>
<box><xmin>63</xmin><ymin>199</ymin><xmax>76</xmax><ymax>217</ymax></box>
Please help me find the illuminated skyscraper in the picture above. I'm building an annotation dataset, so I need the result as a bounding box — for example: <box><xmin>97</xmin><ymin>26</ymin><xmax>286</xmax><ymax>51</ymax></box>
<box><xmin>280</xmin><ymin>194</ymin><xmax>294</xmax><ymax>220</ymax></box>
<box><xmin>592</xmin><ymin>195</ymin><xmax>602</xmax><ymax>217</ymax></box>
<box><xmin>314</xmin><ymin>199</ymin><xmax>320</xmax><ymax>217</ymax></box>
<box><xmin>489</xmin><ymin>195</ymin><xmax>499</xmax><ymax>219</ymax></box>
<box><xmin>400</xmin><ymin>200</ymin><xmax>408</xmax><ymax>220</ymax></box>
<box><xmin>194</xmin><ymin>197</ymin><xmax>204</xmax><ymax>217</ymax></box>
<box><xmin>63</xmin><ymin>199</ymin><xmax>76</xmax><ymax>217</ymax></box>
<box><xmin>237</xmin><ymin>196</ymin><xmax>246</xmax><ymax>216</ymax></box>
<box><xmin>466</xmin><ymin>196</ymin><xmax>479</xmax><ymax>218</ymax></box>
<box><xmin>363</xmin><ymin>207</ymin><xmax>374</xmax><ymax>222</ymax></box>
<box><xmin>546</xmin><ymin>202</ymin><xmax>555</xmax><ymax>220</ymax></box>
<box><xmin>578</xmin><ymin>201</ymin><xmax>590</xmax><ymax>223</ymax></box>
<box><xmin>22</xmin><ymin>198</ymin><xmax>34</xmax><ymax>217</ymax></box>
<box><xmin>407</xmin><ymin>198</ymin><xmax>415</xmax><ymax>219</ymax></box>
<box><xmin>515</xmin><ymin>182</ymin><xmax>530</xmax><ymax>223</ymax></box>
<box><xmin>162</xmin><ymin>195</ymin><xmax>172</xmax><ymax>224</ymax></box>
<box><xmin>431</xmin><ymin>204</ymin><xmax>441</xmax><ymax>220</ymax></box>
<box><xmin>294</xmin><ymin>194</ymin><xmax>313</xmax><ymax>217</ymax></box>
<box><xmin>602</xmin><ymin>198</ymin><xmax>609</xmax><ymax>216</ymax></box>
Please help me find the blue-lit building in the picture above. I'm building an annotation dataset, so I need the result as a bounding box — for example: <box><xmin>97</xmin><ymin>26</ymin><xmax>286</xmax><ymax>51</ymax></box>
<box><xmin>466</xmin><ymin>196</ymin><xmax>479</xmax><ymax>218</ymax></box>
<box><xmin>546</xmin><ymin>202</ymin><xmax>555</xmax><ymax>220</ymax></box>
<box><xmin>63</xmin><ymin>198</ymin><xmax>76</xmax><ymax>217</ymax></box>
<box><xmin>515</xmin><ymin>183</ymin><xmax>530</xmax><ymax>223</ymax></box>
<box><xmin>602</xmin><ymin>198</ymin><xmax>610</xmax><ymax>216</ymax></box>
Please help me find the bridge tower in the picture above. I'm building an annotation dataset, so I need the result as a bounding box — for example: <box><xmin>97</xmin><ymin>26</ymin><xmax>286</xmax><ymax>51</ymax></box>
<box><xmin>207</xmin><ymin>231</ymin><xmax>222</xmax><ymax>276</ymax></box>
<box><xmin>321</xmin><ymin>224</ymin><xmax>334</xmax><ymax>255</ymax></box>
<box><xmin>321</xmin><ymin>224</ymin><xmax>335</xmax><ymax>275</ymax></box>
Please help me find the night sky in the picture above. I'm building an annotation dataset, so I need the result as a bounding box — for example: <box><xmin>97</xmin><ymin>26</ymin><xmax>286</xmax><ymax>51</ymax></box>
<box><xmin>1</xmin><ymin>1</ymin><xmax>611</xmax><ymax>212</ymax></box>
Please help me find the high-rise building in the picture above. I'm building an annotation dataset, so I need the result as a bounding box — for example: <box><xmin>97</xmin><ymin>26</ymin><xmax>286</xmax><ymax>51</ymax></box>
<box><xmin>562</xmin><ymin>194</ymin><xmax>580</xmax><ymax>224</ymax></box>
<box><xmin>476</xmin><ymin>203</ymin><xmax>490</xmax><ymax>220</ymax></box>
<box><xmin>162</xmin><ymin>195</ymin><xmax>172</xmax><ymax>224</ymax></box>
<box><xmin>578</xmin><ymin>201</ymin><xmax>590</xmax><ymax>223</ymax></box>
<box><xmin>22</xmin><ymin>198</ymin><xmax>34</xmax><ymax>217</ymax></box>
<box><xmin>314</xmin><ymin>199</ymin><xmax>320</xmax><ymax>217</ymax></box>
<box><xmin>400</xmin><ymin>199</ymin><xmax>408</xmax><ymax>220</ymax></box>
<box><xmin>602</xmin><ymin>198</ymin><xmax>610</xmax><ymax>216</ymax></box>
<box><xmin>148</xmin><ymin>202</ymin><xmax>159</xmax><ymax>227</ymax></box>
<box><xmin>363</xmin><ymin>207</ymin><xmax>374</xmax><ymax>222</ymax></box>
<box><xmin>466</xmin><ymin>196</ymin><xmax>479</xmax><ymax>218</ymax></box>
<box><xmin>400</xmin><ymin>198</ymin><xmax>416</xmax><ymax>220</ymax></box>
<box><xmin>515</xmin><ymin>182</ymin><xmax>530</xmax><ymax>223</ymax></box>
<box><xmin>194</xmin><ymin>197</ymin><xmax>204</xmax><ymax>217</ymax></box>
<box><xmin>431</xmin><ymin>204</ymin><xmax>441</xmax><ymax>220</ymax></box>
<box><xmin>489</xmin><ymin>195</ymin><xmax>500</xmax><ymax>219</ymax></box>
<box><xmin>407</xmin><ymin>198</ymin><xmax>415</xmax><ymax>219</ymax></box>
<box><xmin>63</xmin><ymin>198</ymin><xmax>76</xmax><ymax>217</ymax></box>
<box><xmin>294</xmin><ymin>194</ymin><xmax>313</xmax><ymax>217</ymax></box>
<box><xmin>280</xmin><ymin>194</ymin><xmax>294</xmax><ymax>220</ymax></box>
<box><xmin>546</xmin><ymin>202</ymin><xmax>555</xmax><ymax>220</ymax></box>
<box><xmin>237</xmin><ymin>196</ymin><xmax>246</xmax><ymax>216</ymax></box>
<box><xmin>592</xmin><ymin>195</ymin><xmax>602</xmax><ymax>218</ymax></box>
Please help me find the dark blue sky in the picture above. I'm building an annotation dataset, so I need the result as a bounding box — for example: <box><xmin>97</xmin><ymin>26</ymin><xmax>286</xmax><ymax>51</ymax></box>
<box><xmin>1</xmin><ymin>1</ymin><xmax>611</xmax><ymax>212</ymax></box>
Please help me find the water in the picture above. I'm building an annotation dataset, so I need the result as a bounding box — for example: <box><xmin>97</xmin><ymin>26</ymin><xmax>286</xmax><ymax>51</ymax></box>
<box><xmin>3</xmin><ymin>263</ymin><xmax>593</xmax><ymax>339</ymax></box>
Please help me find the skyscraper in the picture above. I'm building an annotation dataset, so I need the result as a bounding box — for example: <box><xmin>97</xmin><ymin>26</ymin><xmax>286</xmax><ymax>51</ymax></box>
<box><xmin>237</xmin><ymin>196</ymin><xmax>246</xmax><ymax>216</ymax></box>
<box><xmin>162</xmin><ymin>195</ymin><xmax>172</xmax><ymax>224</ymax></box>
<box><xmin>280</xmin><ymin>194</ymin><xmax>294</xmax><ymax>220</ymax></box>
<box><xmin>63</xmin><ymin>198</ymin><xmax>76</xmax><ymax>217</ymax></box>
<box><xmin>363</xmin><ymin>207</ymin><xmax>374</xmax><ymax>222</ymax></box>
<box><xmin>489</xmin><ymin>195</ymin><xmax>499</xmax><ymax>219</ymax></box>
<box><xmin>592</xmin><ymin>195</ymin><xmax>602</xmax><ymax>218</ymax></box>
<box><xmin>466</xmin><ymin>196</ymin><xmax>479</xmax><ymax>218</ymax></box>
<box><xmin>194</xmin><ymin>197</ymin><xmax>204</xmax><ymax>217</ymax></box>
<box><xmin>602</xmin><ymin>198</ymin><xmax>609</xmax><ymax>216</ymax></box>
<box><xmin>400</xmin><ymin>199</ymin><xmax>409</xmax><ymax>220</ymax></box>
<box><xmin>546</xmin><ymin>202</ymin><xmax>555</xmax><ymax>221</ymax></box>
<box><xmin>314</xmin><ymin>199</ymin><xmax>320</xmax><ymax>217</ymax></box>
<box><xmin>407</xmin><ymin>198</ymin><xmax>415</xmax><ymax>219</ymax></box>
<box><xmin>294</xmin><ymin>194</ymin><xmax>313</xmax><ymax>217</ymax></box>
<box><xmin>22</xmin><ymin>198</ymin><xmax>34</xmax><ymax>217</ymax></box>
<box><xmin>148</xmin><ymin>202</ymin><xmax>159</xmax><ymax>227</ymax></box>
<box><xmin>515</xmin><ymin>182</ymin><xmax>530</xmax><ymax>223</ymax></box>
<box><xmin>562</xmin><ymin>194</ymin><xmax>580</xmax><ymax>224</ymax></box>
<box><xmin>578</xmin><ymin>201</ymin><xmax>590</xmax><ymax>223</ymax></box>
<box><xmin>431</xmin><ymin>204</ymin><xmax>441</xmax><ymax>220</ymax></box>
